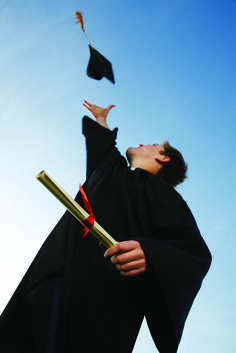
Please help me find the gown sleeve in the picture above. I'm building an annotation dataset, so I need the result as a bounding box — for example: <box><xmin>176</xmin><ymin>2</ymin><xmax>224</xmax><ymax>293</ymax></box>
<box><xmin>82</xmin><ymin>116</ymin><xmax>123</xmax><ymax>178</ymax></box>
<box><xmin>135</xmin><ymin>180</ymin><xmax>212</xmax><ymax>352</ymax></box>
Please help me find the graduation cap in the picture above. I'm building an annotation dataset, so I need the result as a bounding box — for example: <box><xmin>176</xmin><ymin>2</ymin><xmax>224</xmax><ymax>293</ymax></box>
<box><xmin>75</xmin><ymin>11</ymin><xmax>115</xmax><ymax>84</ymax></box>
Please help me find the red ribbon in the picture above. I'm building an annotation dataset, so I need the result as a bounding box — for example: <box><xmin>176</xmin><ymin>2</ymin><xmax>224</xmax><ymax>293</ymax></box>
<box><xmin>79</xmin><ymin>184</ymin><xmax>95</xmax><ymax>238</ymax></box>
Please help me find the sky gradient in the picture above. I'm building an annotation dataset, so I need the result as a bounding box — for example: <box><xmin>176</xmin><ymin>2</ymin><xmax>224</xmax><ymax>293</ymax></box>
<box><xmin>0</xmin><ymin>1</ymin><xmax>235</xmax><ymax>352</ymax></box>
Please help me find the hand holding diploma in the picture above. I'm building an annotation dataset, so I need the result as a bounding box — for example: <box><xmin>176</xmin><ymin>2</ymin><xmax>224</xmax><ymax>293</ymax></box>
<box><xmin>103</xmin><ymin>240</ymin><xmax>147</xmax><ymax>277</ymax></box>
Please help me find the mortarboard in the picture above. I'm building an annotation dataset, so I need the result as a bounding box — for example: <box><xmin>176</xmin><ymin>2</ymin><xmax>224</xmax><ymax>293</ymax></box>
<box><xmin>87</xmin><ymin>45</ymin><xmax>115</xmax><ymax>83</ymax></box>
<box><xmin>75</xmin><ymin>11</ymin><xmax>115</xmax><ymax>84</ymax></box>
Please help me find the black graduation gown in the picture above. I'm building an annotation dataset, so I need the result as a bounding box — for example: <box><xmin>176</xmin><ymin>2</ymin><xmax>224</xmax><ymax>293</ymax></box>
<box><xmin>0</xmin><ymin>116</ymin><xmax>212</xmax><ymax>353</ymax></box>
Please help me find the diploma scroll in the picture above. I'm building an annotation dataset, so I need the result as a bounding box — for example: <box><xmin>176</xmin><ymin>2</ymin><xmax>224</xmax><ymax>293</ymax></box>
<box><xmin>36</xmin><ymin>171</ymin><xmax>117</xmax><ymax>248</ymax></box>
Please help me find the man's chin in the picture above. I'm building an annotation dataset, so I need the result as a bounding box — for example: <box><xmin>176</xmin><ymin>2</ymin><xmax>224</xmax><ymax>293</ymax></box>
<box><xmin>126</xmin><ymin>147</ymin><xmax>136</xmax><ymax>163</ymax></box>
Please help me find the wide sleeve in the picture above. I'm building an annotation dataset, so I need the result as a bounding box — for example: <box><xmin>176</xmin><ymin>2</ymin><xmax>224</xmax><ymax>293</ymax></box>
<box><xmin>129</xmin><ymin>173</ymin><xmax>212</xmax><ymax>352</ymax></box>
<box><xmin>137</xmin><ymin>195</ymin><xmax>212</xmax><ymax>352</ymax></box>
<box><xmin>82</xmin><ymin>116</ymin><xmax>122</xmax><ymax>178</ymax></box>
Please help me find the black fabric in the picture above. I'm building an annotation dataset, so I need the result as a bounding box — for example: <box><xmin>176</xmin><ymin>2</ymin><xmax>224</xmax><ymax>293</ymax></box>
<box><xmin>0</xmin><ymin>116</ymin><xmax>212</xmax><ymax>353</ymax></box>
<box><xmin>87</xmin><ymin>45</ymin><xmax>115</xmax><ymax>84</ymax></box>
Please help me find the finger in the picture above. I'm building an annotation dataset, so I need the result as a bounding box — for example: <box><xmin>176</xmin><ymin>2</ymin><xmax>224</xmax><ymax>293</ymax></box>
<box><xmin>83</xmin><ymin>100</ymin><xmax>92</xmax><ymax>106</ymax></box>
<box><xmin>82</xmin><ymin>103</ymin><xmax>92</xmax><ymax>112</ymax></box>
<box><xmin>82</xmin><ymin>101</ymin><xmax>89</xmax><ymax>109</ymax></box>
<box><xmin>110</xmin><ymin>255</ymin><xmax>117</xmax><ymax>264</ymax></box>
<box><xmin>104</xmin><ymin>241</ymin><xmax>139</xmax><ymax>258</ymax></box>
<box><xmin>104</xmin><ymin>243</ymin><xmax>122</xmax><ymax>258</ymax></box>
<box><xmin>99</xmin><ymin>242</ymin><xmax>107</xmax><ymax>250</ymax></box>
<box><xmin>83</xmin><ymin>101</ymin><xmax>95</xmax><ymax>112</ymax></box>
<box><xmin>120</xmin><ymin>268</ymin><xmax>145</xmax><ymax>277</ymax></box>
<box><xmin>116</xmin><ymin>259</ymin><xmax>146</xmax><ymax>272</ymax></box>
<box><xmin>115</xmin><ymin>250</ymin><xmax>145</xmax><ymax>264</ymax></box>
<box><xmin>106</xmin><ymin>104</ymin><xmax>116</xmax><ymax>112</ymax></box>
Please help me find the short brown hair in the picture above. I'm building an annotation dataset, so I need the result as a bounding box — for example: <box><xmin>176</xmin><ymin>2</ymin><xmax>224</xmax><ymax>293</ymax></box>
<box><xmin>158</xmin><ymin>141</ymin><xmax>188</xmax><ymax>187</ymax></box>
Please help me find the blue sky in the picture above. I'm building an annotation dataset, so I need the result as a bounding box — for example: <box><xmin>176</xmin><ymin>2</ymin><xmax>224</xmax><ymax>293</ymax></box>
<box><xmin>0</xmin><ymin>1</ymin><xmax>235</xmax><ymax>352</ymax></box>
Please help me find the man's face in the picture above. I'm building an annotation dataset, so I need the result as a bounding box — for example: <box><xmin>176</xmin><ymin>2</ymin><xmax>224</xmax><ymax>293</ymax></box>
<box><xmin>126</xmin><ymin>143</ymin><xmax>165</xmax><ymax>164</ymax></box>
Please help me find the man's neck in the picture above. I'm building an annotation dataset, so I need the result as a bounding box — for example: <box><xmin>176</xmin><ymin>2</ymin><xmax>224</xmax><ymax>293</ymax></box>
<box><xmin>130</xmin><ymin>161</ymin><xmax>161</xmax><ymax>176</ymax></box>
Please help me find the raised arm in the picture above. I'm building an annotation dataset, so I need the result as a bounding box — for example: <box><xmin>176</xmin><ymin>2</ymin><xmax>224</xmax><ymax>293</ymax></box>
<box><xmin>82</xmin><ymin>100</ymin><xmax>116</xmax><ymax>129</ymax></box>
<box><xmin>82</xmin><ymin>101</ymin><xmax>124</xmax><ymax>179</ymax></box>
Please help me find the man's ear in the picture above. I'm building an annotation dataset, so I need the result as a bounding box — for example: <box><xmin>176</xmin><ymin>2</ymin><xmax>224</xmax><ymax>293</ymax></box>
<box><xmin>155</xmin><ymin>155</ymin><xmax>170</xmax><ymax>163</ymax></box>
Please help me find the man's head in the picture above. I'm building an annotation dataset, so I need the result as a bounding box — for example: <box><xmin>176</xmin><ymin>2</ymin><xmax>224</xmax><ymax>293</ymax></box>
<box><xmin>126</xmin><ymin>141</ymin><xmax>187</xmax><ymax>187</ymax></box>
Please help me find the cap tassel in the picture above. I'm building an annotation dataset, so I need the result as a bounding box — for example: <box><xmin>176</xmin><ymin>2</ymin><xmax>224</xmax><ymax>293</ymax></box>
<box><xmin>75</xmin><ymin>11</ymin><xmax>85</xmax><ymax>32</ymax></box>
<box><xmin>75</xmin><ymin>11</ymin><xmax>102</xmax><ymax>63</ymax></box>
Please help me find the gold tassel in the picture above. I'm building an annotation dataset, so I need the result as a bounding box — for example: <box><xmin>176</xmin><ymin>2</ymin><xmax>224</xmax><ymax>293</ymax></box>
<box><xmin>75</xmin><ymin>11</ymin><xmax>85</xmax><ymax>32</ymax></box>
<box><xmin>75</xmin><ymin>11</ymin><xmax>102</xmax><ymax>64</ymax></box>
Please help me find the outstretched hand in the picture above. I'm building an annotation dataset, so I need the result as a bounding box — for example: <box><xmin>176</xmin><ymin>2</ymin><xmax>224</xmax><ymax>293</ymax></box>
<box><xmin>102</xmin><ymin>240</ymin><xmax>147</xmax><ymax>277</ymax></box>
<box><xmin>83</xmin><ymin>100</ymin><xmax>115</xmax><ymax>128</ymax></box>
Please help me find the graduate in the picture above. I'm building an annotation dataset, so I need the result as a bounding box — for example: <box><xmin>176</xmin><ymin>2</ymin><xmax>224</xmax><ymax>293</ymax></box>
<box><xmin>0</xmin><ymin>100</ymin><xmax>211</xmax><ymax>353</ymax></box>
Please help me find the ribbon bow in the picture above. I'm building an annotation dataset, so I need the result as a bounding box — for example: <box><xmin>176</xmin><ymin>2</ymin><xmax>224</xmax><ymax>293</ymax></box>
<box><xmin>79</xmin><ymin>185</ymin><xmax>95</xmax><ymax>238</ymax></box>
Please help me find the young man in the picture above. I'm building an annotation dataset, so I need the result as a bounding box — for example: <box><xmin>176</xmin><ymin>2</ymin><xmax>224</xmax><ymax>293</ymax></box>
<box><xmin>0</xmin><ymin>101</ymin><xmax>211</xmax><ymax>353</ymax></box>
<box><xmin>82</xmin><ymin>101</ymin><xmax>188</xmax><ymax>279</ymax></box>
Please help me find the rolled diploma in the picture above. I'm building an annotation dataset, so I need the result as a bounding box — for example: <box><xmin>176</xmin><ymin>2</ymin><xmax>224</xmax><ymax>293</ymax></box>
<box><xmin>36</xmin><ymin>170</ymin><xmax>117</xmax><ymax>248</ymax></box>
